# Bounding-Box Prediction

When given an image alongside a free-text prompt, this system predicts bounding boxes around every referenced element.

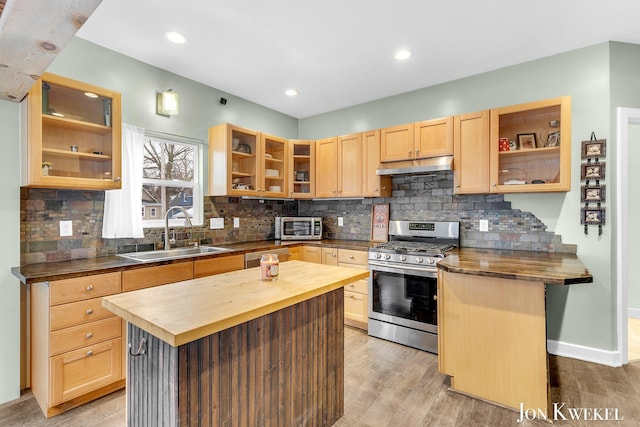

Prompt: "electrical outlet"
[233,217,240,228]
[479,219,489,232]
[59,220,73,237]
[338,217,344,226]
[210,218,224,229]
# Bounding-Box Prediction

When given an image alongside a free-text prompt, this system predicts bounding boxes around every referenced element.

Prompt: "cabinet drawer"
[50,337,122,406]
[193,254,244,278]
[50,317,121,356]
[50,272,121,306]
[122,261,193,292]
[338,249,368,266]
[344,290,368,324]
[344,279,368,295]
[50,297,116,331]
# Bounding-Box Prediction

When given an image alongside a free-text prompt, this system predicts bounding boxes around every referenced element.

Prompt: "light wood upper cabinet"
[489,96,571,193]
[337,133,364,197]
[415,117,454,158]
[315,137,339,197]
[288,140,315,198]
[380,123,415,162]
[363,130,392,197]
[21,72,122,190]
[315,134,363,198]
[208,123,260,197]
[259,133,288,198]
[381,117,453,163]
[453,111,491,194]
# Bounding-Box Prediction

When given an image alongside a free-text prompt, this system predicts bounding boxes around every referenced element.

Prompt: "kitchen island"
[436,249,592,419]
[102,260,369,426]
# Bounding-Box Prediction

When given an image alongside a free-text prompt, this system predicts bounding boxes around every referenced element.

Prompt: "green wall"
[299,42,617,351]
[0,99,22,403]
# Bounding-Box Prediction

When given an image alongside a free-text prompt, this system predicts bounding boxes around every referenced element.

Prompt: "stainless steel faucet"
[164,206,193,250]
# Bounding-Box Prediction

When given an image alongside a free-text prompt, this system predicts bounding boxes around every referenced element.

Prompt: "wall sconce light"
[156,89,179,117]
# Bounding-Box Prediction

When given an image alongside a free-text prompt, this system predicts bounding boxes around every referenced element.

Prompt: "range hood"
[376,155,453,176]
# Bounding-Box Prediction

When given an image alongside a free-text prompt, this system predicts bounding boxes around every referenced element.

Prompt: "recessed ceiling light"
[164,31,187,44]
[84,92,98,98]
[394,49,413,61]
[285,89,299,97]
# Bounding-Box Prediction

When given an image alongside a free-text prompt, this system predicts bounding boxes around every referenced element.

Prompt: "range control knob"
[375,253,382,259]
[384,254,391,260]
[426,258,435,265]
[416,257,424,263]
[400,255,407,261]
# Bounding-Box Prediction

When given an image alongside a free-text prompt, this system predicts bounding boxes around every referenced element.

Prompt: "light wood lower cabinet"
[193,254,244,278]
[122,261,193,292]
[337,249,369,330]
[438,269,549,416]
[300,245,369,329]
[31,271,124,418]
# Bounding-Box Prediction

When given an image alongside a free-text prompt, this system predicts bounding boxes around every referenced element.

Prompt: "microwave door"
[283,221,311,236]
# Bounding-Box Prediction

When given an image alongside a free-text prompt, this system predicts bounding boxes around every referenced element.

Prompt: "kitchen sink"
[117,246,232,262]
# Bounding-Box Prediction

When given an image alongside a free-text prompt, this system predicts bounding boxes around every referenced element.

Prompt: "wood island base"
[126,288,345,426]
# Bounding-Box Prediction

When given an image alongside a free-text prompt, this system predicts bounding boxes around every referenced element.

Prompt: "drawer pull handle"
[349,255,355,259]
[129,337,147,357]
[86,350,94,357]
[86,285,94,292]
[86,308,93,315]
[86,332,93,339]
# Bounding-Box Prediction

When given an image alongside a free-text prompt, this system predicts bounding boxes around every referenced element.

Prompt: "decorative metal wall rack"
[580,132,606,235]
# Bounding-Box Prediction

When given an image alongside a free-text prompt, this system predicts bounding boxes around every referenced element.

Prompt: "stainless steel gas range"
[367,220,459,353]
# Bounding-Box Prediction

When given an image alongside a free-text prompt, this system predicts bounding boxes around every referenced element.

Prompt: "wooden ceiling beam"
[0,0,102,102]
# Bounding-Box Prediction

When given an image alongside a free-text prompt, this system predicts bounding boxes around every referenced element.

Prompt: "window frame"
[141,135,203,229]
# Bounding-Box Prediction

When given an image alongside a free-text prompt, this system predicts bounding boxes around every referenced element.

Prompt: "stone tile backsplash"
[20,172,575,265]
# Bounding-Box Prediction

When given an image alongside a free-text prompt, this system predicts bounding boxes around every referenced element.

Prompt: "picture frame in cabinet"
[517,133,537,150]
[581,139,606,159]
[545,131,560,147]
[581,185,606,203]
[581,162,605,180]
[581,207,605,225]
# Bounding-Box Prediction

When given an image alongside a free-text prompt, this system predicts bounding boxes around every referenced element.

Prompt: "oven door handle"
[368,261,438,278]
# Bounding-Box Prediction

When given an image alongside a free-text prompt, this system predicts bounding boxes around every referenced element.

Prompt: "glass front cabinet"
[21,73,122,190]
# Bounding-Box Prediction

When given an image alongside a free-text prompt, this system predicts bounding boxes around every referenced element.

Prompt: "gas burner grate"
[373,241,455,256]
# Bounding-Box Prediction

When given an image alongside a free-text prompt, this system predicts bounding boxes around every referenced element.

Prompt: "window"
[141,135,202,228]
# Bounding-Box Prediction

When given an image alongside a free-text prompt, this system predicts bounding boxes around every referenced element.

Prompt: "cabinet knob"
[86,308,93,315]
[86,285,94,292]
[433,294,438,301]
[408,150,411,156]
[455,184,460,188]
[86,332,93,339]
[415,149,419,155]
[492,182,497,186]
[349,255,355,259]
[86,350,94,357]
[114,177,121,182]
[333,253,337,257]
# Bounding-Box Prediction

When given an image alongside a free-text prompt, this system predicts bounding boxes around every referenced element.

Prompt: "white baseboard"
[628,308,640,319]
[547,339,621,367]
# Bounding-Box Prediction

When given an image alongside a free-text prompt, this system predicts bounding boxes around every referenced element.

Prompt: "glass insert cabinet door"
[23,72,122,190]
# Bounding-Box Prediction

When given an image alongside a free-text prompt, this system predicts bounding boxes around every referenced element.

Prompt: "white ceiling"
[76,0,640,119]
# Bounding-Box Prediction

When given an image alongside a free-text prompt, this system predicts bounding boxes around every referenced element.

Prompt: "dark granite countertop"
[11,239,375,284]
[437,248,593,285]
[12,240,592,286]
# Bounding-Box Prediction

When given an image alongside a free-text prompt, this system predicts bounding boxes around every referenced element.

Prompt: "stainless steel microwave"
[280,217,323,240]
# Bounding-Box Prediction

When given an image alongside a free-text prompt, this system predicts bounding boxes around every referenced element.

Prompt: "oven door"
[368,262,438,334]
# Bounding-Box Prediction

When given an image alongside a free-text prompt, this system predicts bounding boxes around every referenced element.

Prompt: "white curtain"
[102,124,145,238]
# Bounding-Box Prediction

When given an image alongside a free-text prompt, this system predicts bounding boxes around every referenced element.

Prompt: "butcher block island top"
[102,260,369,347]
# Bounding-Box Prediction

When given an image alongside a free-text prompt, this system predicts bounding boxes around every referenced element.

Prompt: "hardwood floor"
[1,326,639,426]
